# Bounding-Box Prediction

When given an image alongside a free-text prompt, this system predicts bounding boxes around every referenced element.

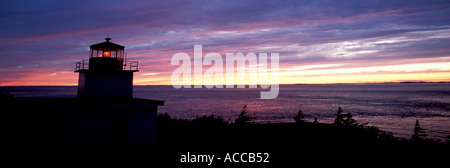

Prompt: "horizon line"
[2,81,450,87]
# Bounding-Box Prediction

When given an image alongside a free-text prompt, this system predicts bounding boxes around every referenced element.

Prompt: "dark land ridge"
[2,91,448,167]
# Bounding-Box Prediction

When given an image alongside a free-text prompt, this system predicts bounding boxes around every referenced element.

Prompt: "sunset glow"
[1,0,450,86]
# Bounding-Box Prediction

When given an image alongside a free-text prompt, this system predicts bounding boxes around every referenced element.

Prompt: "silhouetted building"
[75,37,138,98]
[7,38,163,146]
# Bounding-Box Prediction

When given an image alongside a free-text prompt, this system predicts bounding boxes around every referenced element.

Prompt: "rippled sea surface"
[4,83,450,140]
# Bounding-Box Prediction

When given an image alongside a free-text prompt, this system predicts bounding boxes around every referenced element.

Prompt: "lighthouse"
[75,37,138,99]
[5,38,163,146]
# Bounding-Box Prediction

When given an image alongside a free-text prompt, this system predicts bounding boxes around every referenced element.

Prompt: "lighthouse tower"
[75,37,138,99]
[4,38,163,145]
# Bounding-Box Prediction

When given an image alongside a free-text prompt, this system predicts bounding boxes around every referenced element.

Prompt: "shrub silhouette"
[234,105,256,125]
[193,114,228,127]
[158,112,171,121]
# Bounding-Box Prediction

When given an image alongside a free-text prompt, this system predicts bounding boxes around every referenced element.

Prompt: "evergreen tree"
[333,107,344,125]
[412,119,427,141]
[333,107,361,127]
[293,110,305,123]
[343,112,358,127]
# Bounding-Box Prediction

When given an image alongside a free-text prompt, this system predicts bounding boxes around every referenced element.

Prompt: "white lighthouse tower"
[75,37,138,98]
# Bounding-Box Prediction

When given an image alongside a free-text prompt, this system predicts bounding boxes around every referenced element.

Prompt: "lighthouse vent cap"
[90,37,125,49]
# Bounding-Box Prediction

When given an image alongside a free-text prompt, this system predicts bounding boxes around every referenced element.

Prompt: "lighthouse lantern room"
[75,38,138,99]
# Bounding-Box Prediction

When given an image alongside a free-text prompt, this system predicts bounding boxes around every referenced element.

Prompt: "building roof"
[90,37,125,49]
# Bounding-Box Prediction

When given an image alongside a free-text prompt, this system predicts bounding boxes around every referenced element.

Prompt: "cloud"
[1,0,450,85]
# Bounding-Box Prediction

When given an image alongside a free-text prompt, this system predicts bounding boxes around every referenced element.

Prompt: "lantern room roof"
[90,37,125,49]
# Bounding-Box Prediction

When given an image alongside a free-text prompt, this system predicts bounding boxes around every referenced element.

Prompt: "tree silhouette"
[411,119,427,141]
[293,110,305,123]
[333,107,361,127]
[333,107,345,125]
[235,105,256,124]
[158,112,171,121]
[313,117,318,123]
[342,112,358,127]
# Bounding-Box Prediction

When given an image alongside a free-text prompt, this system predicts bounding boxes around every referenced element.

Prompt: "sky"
[1,0,450,86]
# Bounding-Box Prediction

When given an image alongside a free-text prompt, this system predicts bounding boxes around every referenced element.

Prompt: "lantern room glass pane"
[90,48,124,58]
[97,50,103,57]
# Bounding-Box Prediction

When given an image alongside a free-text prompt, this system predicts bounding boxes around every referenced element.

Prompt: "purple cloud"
[1,0,450,85]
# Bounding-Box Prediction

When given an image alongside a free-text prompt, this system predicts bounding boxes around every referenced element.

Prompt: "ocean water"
[3,83,450,140]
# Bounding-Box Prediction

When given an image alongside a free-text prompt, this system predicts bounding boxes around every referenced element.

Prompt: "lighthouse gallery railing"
[75,60,138,71]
